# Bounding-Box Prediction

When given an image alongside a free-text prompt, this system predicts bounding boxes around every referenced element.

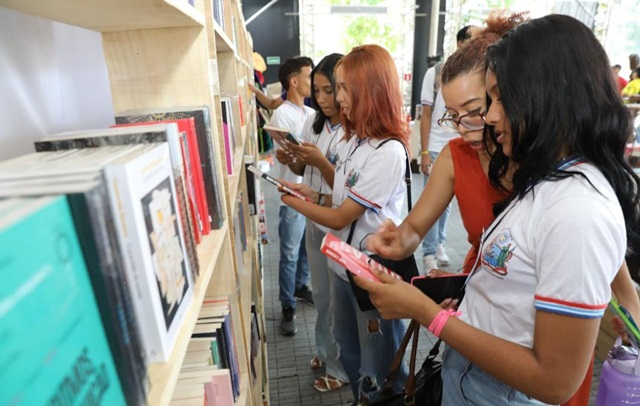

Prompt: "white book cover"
[0,146,138,181]
[105,143,193,363]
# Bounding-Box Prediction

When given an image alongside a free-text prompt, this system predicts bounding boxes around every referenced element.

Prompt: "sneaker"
[294,284,315,306]
[422,254,437,275]
[436,243,450,266]
[280,306,297,336]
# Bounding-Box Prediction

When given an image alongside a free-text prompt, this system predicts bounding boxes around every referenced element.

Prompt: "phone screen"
[285,133,302,145]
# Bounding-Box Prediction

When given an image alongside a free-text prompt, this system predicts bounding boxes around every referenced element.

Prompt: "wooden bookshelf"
[0,0,267,404]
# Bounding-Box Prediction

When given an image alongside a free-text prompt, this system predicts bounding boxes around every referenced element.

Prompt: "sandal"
[309,355,325,369]
[313,374,347,392]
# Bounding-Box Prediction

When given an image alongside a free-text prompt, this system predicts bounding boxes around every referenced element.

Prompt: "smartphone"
[609,300,640,347]
[247,165,311,202]
[411,274,467,304]
[285,133,303,146]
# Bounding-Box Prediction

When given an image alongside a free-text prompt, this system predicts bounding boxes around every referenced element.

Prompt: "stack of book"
[0,108,230,404]
[171,296,239,405]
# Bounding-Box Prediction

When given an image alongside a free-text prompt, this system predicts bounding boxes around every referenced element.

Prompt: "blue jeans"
[332,272,409,402]
[442,346,550,405]
[306,221,348,382]
[278,206,309,308]
[422,151,451,256]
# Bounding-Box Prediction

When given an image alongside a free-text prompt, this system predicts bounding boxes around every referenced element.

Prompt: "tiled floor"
[259,170,602,405]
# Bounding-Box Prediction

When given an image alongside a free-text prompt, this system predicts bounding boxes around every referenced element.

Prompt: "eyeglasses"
[437,110,486,134]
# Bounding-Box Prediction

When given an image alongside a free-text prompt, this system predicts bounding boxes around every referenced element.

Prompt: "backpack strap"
[375,139,412,212]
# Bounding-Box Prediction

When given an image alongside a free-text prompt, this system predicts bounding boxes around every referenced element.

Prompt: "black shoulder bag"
[344,139,419,312]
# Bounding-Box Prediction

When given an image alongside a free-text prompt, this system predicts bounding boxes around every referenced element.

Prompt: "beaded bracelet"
[427,308,461,337]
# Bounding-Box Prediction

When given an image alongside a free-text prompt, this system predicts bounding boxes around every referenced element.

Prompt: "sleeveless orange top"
[449,137,506,274]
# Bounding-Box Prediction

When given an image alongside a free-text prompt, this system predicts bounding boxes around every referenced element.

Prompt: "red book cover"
[113,118,211,236]
[320,233,402,282]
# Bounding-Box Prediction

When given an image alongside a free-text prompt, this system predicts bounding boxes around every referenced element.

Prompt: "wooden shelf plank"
[146,223,228,406]
[214,22,235,53]
[0,0,204,32]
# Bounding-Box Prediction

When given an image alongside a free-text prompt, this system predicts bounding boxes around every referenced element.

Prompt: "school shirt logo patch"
[344,168,360,190]
[327,147,340,166]
[481,229,517,277]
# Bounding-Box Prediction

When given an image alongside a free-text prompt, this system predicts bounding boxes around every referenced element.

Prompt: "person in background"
[275,53,349,392]
[248,56,314,110]
[280,44,410,405]
[418,24,481,272]
[358,14,640,405]
[270,56,315,337]
[612,64,629,94]
[622,67,640,98]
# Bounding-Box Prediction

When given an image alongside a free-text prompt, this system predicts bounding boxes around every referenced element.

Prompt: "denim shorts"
[441,346,553,406]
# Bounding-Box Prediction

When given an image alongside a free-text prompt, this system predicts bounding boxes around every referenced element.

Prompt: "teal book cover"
[0,196,127,405]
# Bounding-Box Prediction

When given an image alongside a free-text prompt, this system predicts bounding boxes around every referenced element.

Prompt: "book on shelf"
[236,192,247,252]
[244,155,257,216]
[258,189,269,244]
[104,143,194,363]
[1,144,195,364]
[112,116,210,238]
[220,98,236,175]
[115,106,226,231]
[212,0,225,31]
[190,299,240,401]
[0,146,153,405]
[172,369,234,406]
[0,196,126,405]
[33,124,201,281]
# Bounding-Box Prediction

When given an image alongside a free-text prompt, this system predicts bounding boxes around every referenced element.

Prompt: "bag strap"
[375,139,412,212]
[382,319,420,393]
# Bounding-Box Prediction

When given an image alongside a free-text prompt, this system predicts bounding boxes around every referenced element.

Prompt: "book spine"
[67,191,148,405]
[184,120,209,237]
[175,173,201,281]
[179,134,203,244]
[200,108,226,230]
[222,314,240,400]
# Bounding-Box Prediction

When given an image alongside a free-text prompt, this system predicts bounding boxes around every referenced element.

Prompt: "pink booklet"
[320,233,402,282]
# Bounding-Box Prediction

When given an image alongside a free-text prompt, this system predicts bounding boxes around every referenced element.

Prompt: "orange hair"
[336,44,409,148]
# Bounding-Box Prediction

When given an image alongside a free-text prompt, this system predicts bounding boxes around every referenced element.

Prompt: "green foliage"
[342,16,401,52]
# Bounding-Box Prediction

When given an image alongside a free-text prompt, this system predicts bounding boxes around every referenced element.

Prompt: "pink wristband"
[428,309,461,337]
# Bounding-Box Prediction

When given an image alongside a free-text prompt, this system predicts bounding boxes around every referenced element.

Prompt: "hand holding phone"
[411,273,467,304]
[247,165,311,202]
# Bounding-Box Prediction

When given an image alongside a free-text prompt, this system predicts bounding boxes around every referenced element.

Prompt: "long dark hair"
[486,14,640,271]
[310,53,343,134]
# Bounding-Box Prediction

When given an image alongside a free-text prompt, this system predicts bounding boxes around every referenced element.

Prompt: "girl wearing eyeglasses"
[358,14,640,405]
[367,12,525,277]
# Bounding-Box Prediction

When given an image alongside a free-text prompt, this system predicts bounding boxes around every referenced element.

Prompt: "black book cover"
[67,182,148,406]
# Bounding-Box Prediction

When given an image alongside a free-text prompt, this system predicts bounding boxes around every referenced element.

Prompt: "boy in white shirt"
[270,56,315,336]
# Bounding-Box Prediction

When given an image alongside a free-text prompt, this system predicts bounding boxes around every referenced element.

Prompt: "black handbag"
[345,139,419,312]
[367,320,443,406]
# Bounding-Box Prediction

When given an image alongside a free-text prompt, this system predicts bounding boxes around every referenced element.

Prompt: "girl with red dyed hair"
[281,44,410,404]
